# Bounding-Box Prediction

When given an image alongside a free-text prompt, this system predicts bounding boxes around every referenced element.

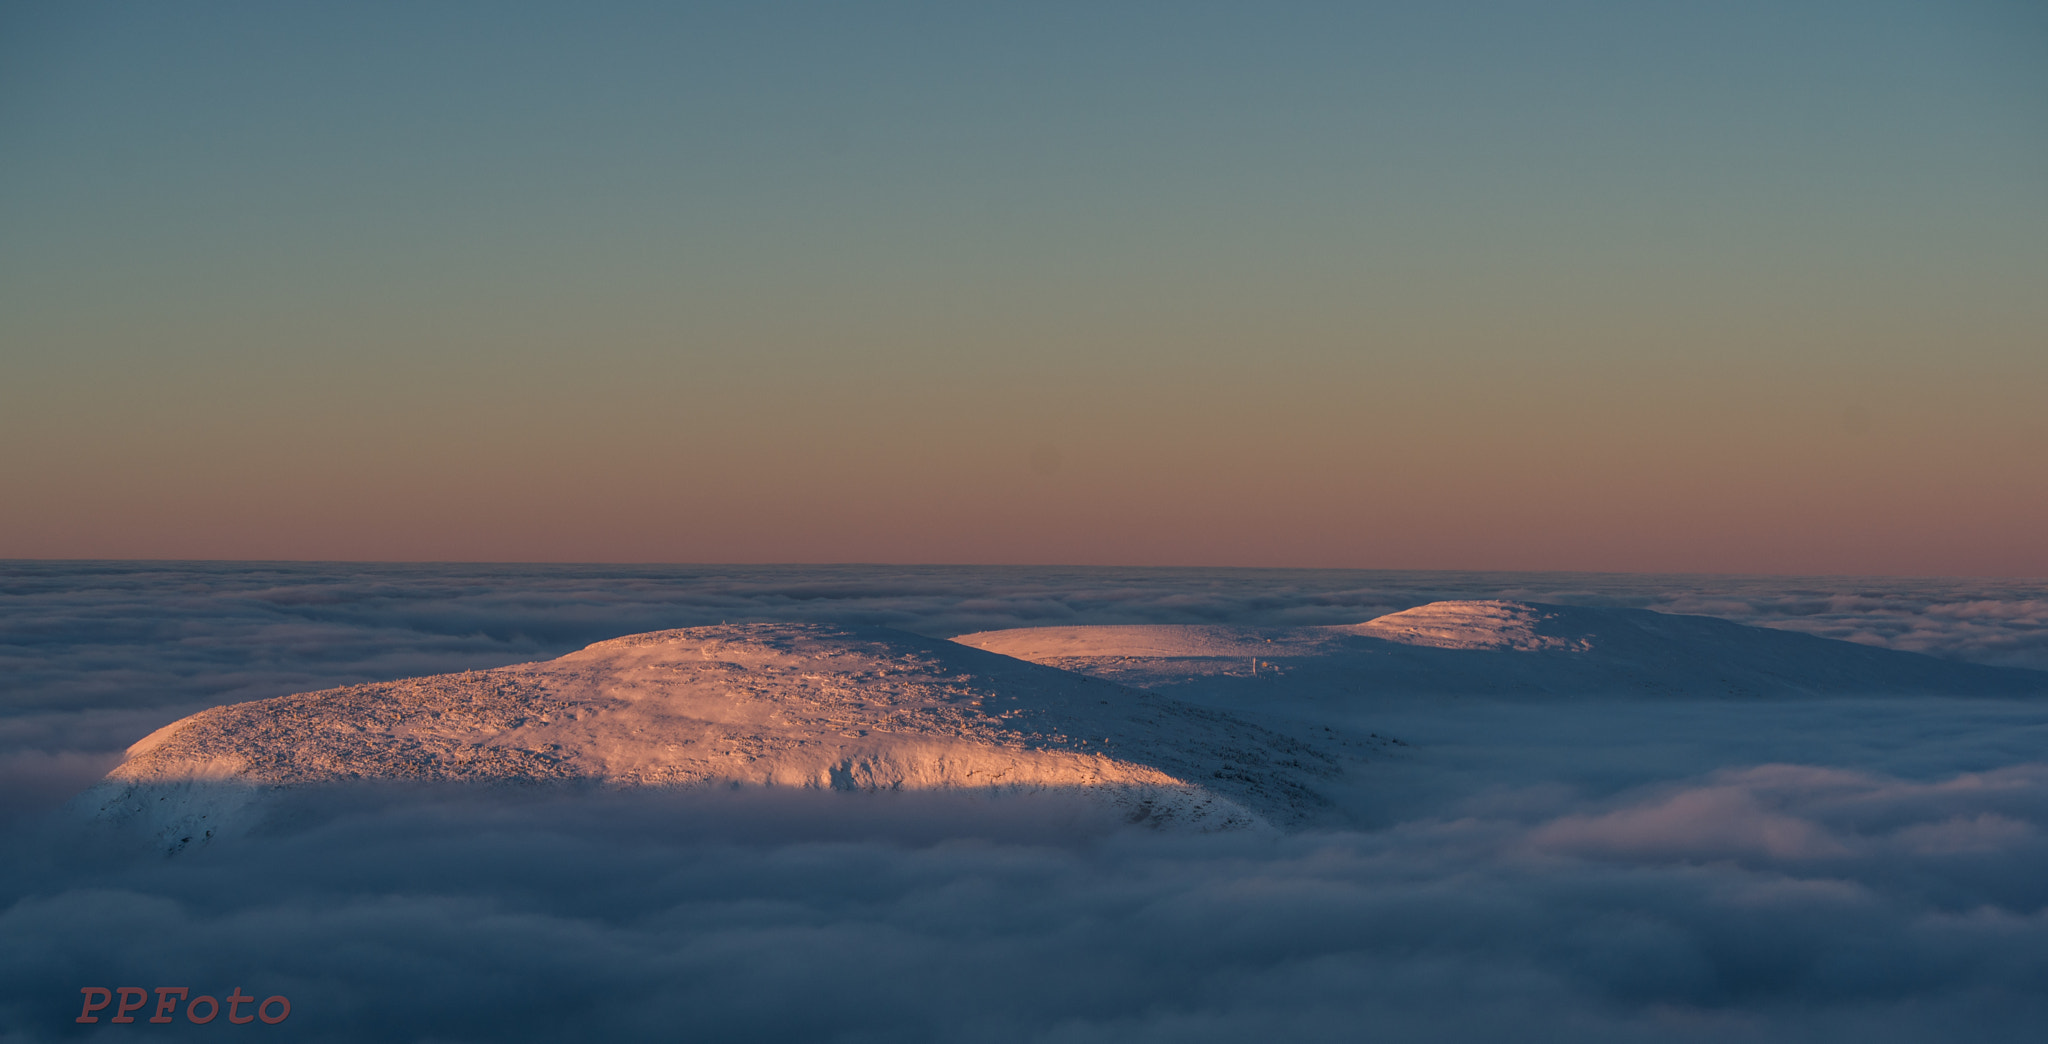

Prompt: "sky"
[2,1,2044,573]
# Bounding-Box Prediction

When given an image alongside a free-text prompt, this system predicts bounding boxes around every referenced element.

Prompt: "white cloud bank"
[6,757,2046,1042]
[2,564,2046,1040]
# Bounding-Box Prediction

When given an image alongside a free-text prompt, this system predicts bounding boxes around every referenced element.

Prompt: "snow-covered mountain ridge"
[86,602,2044,854]
[83,624,1342,851]
[954,600,2048,703]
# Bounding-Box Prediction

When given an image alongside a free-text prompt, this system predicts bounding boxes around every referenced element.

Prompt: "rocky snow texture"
[954,599,2048,705]
[85,624,1339,852]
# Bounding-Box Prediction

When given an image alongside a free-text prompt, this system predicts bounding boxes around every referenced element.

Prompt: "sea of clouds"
[3,563,2046,1041]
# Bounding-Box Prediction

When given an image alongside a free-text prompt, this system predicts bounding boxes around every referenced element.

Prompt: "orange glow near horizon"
[3,4,2044,575]
[5,339,2042,574]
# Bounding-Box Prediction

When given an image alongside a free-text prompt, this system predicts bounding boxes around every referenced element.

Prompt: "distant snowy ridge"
[82,624,1341,852]
[955,600,2048,703]
[1353,600,1596,651]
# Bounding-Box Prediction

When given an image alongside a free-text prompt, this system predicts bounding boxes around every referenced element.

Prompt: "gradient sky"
[3,1,2044,573]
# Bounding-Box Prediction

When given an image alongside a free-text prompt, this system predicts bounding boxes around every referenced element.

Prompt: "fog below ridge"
[4,565,2047,1041]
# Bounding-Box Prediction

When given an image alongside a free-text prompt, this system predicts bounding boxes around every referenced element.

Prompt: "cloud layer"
[7,563,2045,717]
[5,759,2046,1043]
[3,564,2046,1040]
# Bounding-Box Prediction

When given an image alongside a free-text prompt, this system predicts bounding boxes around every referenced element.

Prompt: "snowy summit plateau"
[957,600,2048,703]
[81,602,2046,853]
[84,624,1339,852]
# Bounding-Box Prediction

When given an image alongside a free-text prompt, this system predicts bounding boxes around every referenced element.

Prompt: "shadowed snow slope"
[955,600,2048,706]
[82,624,1339,850]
